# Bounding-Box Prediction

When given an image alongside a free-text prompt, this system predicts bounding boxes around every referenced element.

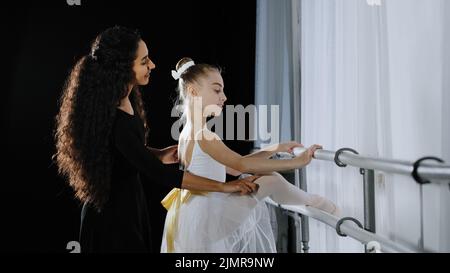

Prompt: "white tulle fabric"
[160,138,276,253]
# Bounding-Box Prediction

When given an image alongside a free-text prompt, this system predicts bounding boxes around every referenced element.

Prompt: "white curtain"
[256,0,450,252]
[255,0,296,148]
[301,0,450,252]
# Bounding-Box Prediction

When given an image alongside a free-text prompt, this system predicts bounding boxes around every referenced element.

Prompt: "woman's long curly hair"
[54,26,148,211]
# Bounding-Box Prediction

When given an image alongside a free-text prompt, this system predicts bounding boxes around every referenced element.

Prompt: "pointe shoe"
[331,205,341,217]
[308,195,340,216]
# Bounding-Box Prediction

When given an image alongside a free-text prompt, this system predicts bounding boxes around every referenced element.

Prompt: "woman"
[161,57,340,253]
[54,26,258,253]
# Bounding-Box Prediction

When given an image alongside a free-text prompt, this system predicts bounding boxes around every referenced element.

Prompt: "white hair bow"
[171,61,195,80]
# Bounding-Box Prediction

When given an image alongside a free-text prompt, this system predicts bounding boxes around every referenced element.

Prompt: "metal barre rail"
[278,148,450,185]
[265,198,417,253]
[268,147,448,252]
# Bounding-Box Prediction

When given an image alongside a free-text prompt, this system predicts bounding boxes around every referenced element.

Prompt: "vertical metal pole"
[290,0,308,253]
[361,168,376,252]
[287,209,298,253]
[299,168,310,253]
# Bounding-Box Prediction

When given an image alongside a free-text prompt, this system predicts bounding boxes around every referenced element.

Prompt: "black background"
[1,0,256,252]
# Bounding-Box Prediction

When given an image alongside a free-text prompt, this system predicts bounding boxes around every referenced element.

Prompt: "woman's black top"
[79,109,183,252]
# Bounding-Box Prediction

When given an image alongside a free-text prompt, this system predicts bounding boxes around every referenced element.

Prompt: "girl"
[54,26,259,253]
[161,57,340,253]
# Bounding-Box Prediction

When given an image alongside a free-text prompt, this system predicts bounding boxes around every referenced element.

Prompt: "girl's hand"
[295,144,323,166]
[222,175,260,195]
[158,145,179,164]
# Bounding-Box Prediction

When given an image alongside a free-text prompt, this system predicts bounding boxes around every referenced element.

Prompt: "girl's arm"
[226,167,242,177]
[243,142,303,159]
[198,130,321,174]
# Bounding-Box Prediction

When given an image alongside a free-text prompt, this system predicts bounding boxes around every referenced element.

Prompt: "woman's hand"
[295,144,323,166]
[222,175,260,195]
[158,145,179,164]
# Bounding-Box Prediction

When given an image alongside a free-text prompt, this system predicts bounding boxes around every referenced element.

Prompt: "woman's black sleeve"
[114,119,183,189]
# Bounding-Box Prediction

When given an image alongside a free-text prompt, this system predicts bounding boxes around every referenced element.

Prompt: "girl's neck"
[186,113,207,129]
[184,112,207,140]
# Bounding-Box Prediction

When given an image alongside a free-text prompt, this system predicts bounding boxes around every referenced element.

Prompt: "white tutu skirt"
[161,191,277,253]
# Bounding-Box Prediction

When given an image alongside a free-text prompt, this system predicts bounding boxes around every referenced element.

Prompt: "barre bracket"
[334,148,359,167]
[412,156,444,185]
[335,217,363,237]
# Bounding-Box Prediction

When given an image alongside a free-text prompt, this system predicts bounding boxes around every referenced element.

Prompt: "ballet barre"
[286,147,450,185]
[264,198,415,253]
[270,146,449,253]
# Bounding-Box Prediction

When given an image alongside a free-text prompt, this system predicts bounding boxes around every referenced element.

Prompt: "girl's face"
[132,40,156,86]
[190,70,227,117]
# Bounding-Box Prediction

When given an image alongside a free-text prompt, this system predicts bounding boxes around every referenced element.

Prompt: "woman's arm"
[182,172,259,194]
[114,120,257,194]
[197,130,322,174]
[146,146,160,156]
[146,145,179,164]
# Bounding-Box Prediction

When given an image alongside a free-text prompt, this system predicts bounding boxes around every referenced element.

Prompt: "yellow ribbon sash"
[161,188,206,252]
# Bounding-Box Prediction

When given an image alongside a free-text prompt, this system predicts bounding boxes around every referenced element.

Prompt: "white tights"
[252,172,340,216]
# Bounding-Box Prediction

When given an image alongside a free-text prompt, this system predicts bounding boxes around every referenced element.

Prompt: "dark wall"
[1,0,256,252]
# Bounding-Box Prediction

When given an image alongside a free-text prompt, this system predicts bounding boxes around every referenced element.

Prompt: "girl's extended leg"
[252,172,340,216]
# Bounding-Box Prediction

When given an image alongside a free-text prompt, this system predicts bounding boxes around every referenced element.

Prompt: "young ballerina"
[160,58,340,253]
